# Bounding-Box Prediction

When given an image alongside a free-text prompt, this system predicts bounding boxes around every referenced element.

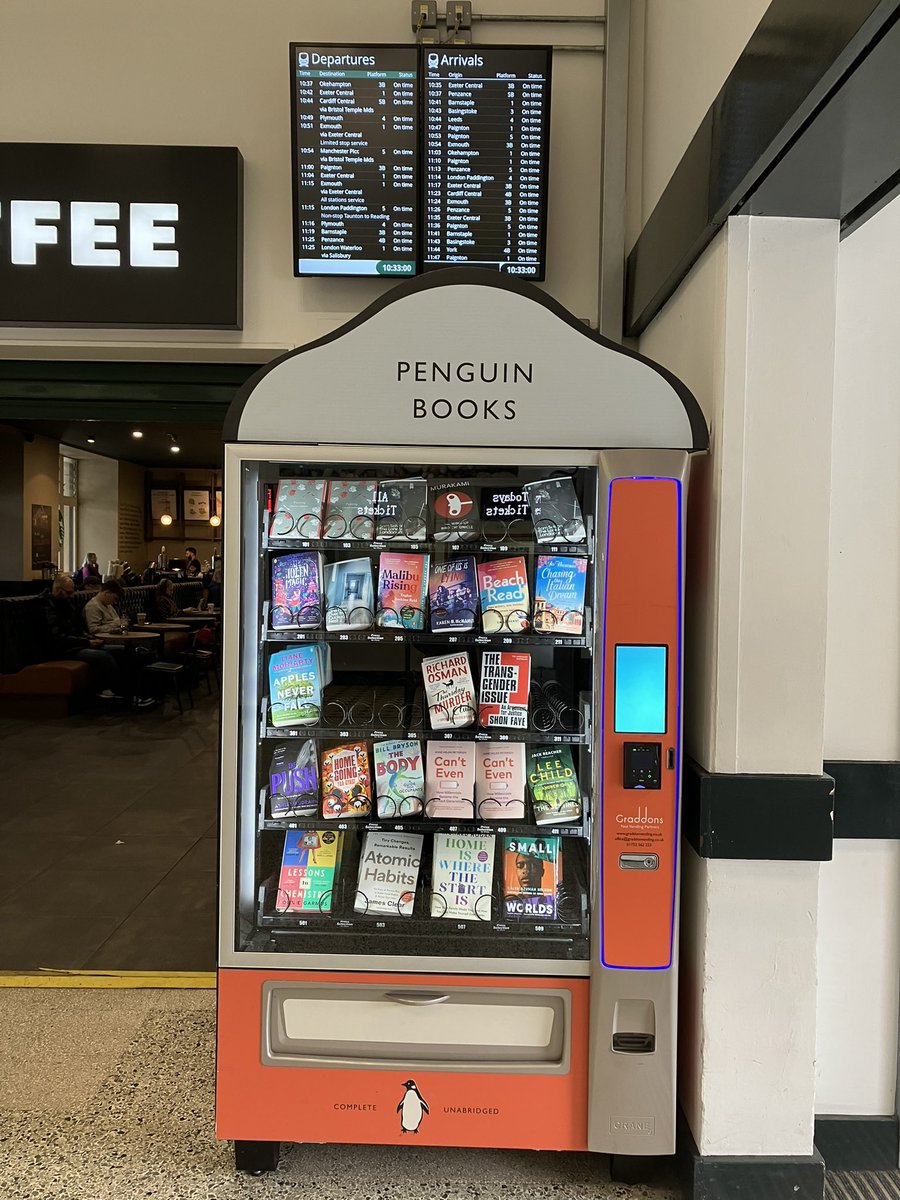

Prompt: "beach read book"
[477,556,530,633]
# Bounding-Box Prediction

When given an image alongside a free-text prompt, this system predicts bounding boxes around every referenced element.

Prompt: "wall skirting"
[814,1115,899,1171]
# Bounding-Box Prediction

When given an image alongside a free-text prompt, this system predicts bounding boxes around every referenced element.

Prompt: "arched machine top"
[226,268,708,452]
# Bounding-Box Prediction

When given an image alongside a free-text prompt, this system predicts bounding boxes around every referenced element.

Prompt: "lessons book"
[430,833,494,921]
[503,835,561,920]
[275,829,343,914]
[354,830,423,917]
[268,645,322,728]
[321,741,372,820]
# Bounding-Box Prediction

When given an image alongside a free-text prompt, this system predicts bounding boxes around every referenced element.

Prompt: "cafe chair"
[180,629,220,695]
[142,660,194,715]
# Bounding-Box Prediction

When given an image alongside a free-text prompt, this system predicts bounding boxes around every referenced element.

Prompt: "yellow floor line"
[0,969,216,988]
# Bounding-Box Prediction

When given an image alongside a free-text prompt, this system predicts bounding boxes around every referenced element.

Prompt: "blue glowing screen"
[614,645,667,733]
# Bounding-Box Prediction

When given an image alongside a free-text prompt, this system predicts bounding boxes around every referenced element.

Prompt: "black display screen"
[421,45,551,279]
[290,44,419,278]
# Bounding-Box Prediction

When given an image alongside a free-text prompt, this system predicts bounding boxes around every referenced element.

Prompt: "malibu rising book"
[425,741,475,819]
[478,651,531,730]
[502,835,561,920]
[428,556,478,633]
[376,552,430,629]
[430,833,494,920]
[354,830,423,916]
[475,742,526,820]
[372,738,424,818]
[533,555,588,636]
[275,829,343,914]
[421,651,476,729]
[268,645,322,728]
[477,556,530,633]
[270,551,323,629]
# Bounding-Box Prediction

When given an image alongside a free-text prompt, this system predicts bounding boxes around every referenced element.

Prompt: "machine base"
[234,1140,281,1175]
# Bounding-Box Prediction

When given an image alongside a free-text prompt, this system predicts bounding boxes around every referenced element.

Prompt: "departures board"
[290,44,551,278]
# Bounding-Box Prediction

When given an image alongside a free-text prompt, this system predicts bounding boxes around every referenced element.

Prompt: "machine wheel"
[609,1153,655,1185]
[234,1140,281,1174]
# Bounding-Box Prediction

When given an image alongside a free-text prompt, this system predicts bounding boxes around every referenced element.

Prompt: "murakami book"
[269,479,326,539]
[474,742,526,821]
[323,479,377,540]
[478,651,531,731]
[372,738,424,818]
[323,558,374,630]
[270,551,323,629]
[421,651,476,730]
[526,745,582,825]
[376,552,430,629]
[428,556,478,633]
[522,477,586,544]
[430,833,494,920]
[320,741,372,820]
[269,739,319,819]
[430,480,480,543]
[533,555,588,636]
[268,645,322,728]
[476,556,530,634]
[373,478,428,542]
[354,830,423,916]
[425,741,475,819]
[502,835,561,920]
[275,829,343,914]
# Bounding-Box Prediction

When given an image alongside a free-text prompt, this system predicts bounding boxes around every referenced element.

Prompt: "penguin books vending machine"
[215,270,708,1173]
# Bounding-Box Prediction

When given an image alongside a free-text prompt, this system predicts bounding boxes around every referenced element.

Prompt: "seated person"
[152,578,178,621]
[82,574,103,596]
[84,578,127,636]
[74,553,100,585]
[206,567,222,609]
[184,546,203,577]
[40,573,123,700]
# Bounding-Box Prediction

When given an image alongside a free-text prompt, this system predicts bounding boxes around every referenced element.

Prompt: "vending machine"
[216,269,707,1173]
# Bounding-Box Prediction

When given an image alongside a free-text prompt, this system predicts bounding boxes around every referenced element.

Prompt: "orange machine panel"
[216,968,589,1151]
[601,476,681,970]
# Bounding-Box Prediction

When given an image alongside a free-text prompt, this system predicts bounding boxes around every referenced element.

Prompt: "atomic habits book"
[425,741,475,819]
[275,829,343,914]
[354,830,423,916]
[533,556,588,636]
[269,739,319,819]
[373,738,424,818]
[475,742,526,821]
[373,478,428,542]
[522,477,586,544]
[268,645,322,728]
[320,741,372,819]
[526,745,582,825]
[478,651,531,730]
[323,479,377,540]
[421,651,476,729]
[269,479,326,539]
[503,835,561,920]
[430,833,494,921]
[477,557,530,634]
[270,552,323,629]
[430,480,480,543]
[376,552,430,629]
[428,556,478,633]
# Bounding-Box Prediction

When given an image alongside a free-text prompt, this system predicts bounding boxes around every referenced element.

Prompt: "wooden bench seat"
[0,660,91,717]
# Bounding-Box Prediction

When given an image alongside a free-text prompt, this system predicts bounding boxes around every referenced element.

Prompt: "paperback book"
[533,556,588,636]
[372,738,424,818]
[269,479,326,540]
[373,478,428,542]
[477,557,530,633]
[428,556,478,633]
[376,552,430,629]
[431,480,480,543]
[321,741,373,819]
[275,829,343,914]
[430,833,494,921]
[425,741,475,819]
[502,835,561,920]
[323,558,374,630]
[269,739,319,819]
[526,745,582,824]
[478,651,531,730]
[474,743,526,821]
[268,645,322,728]
[323,479,377,540]
[421,651,476,729]
[480,487,531,538]
[271,551,323,629]
[522,477,586,544]
[354,830,423,916]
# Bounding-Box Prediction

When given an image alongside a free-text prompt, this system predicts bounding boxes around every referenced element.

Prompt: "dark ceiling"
[9,418,223,469]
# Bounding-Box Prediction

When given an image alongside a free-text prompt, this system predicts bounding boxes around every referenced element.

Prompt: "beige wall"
[117,460,149,569]
[146,469,223,569]
[22,435,60,579]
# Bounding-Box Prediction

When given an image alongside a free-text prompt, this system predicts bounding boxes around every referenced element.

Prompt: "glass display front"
[233,460,597,963]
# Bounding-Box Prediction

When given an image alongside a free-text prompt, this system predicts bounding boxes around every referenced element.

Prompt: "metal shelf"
[265,536,592,558]
[265,627,589,648]
[259,815,589,840]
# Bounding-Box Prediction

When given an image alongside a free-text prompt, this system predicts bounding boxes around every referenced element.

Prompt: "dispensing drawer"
[261,982,571,1073]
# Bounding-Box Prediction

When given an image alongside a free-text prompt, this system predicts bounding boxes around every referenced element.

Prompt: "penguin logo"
[397,1079,429,1134]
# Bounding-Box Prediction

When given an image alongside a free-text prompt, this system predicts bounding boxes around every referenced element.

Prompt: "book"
[425,741,475,819]
[502,835,561,920]
[430,833,494,920]
[478,651,531,730]
[269,479,326,539]
[270,551,323,629]
[372,738,425,818]
[275,829,343,913]
[526,746,582,825]
[354,830,423,916]
[323,479,377,540]
[475,742,526,821]
[533,555,588,636]
[374,478,428,542]
[480,486,531,539]
[477,557,530,633]
[376,552,430,629]
[430,480,480,543]
[428,556,478,633]
[321,741,372,819]
[269,739,319,819]
[421,651,476,729]
[522,477,586,544]
[268,645,322,728]
[323,558,374,630]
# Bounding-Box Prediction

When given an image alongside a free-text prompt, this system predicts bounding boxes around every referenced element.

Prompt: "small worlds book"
[373,738,424,818]
[376,552,430,629]
[421,651,476,729]
[430,833,494,921]
[526,745,582,824]
[475,743,526,821]
[269,739,319,819]
[270,479,326,539]
[268,645,322,728]
[431,480,481,543]
[478,651,531,730]
[522,477,586,544]
[503,835,561,920]
[271,551,323,629]
[323,558,374,630]
[374,478,428,542]
[323,479,377,540]
[428,556,478,633]
[425,741,475,819]
[275,829,343,914]
[354,830,423,916]
[477,557,530,633]
[321,741,372,819]
[533,555,588,636]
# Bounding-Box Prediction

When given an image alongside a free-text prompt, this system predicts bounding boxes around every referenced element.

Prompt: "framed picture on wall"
[184,489,211,522]
[150,488,178,521]
[214,488,223,518]
[31,504,52,568]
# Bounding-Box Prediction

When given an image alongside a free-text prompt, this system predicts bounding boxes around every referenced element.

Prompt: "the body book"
[428,556,478,632]
[533,555,588,636]
[354,830,423,916]
[271,552,323,629]
[478,651,531,730]
[502,835,561,920]
[373,738,424,818]
[425,741,475,819]
[475,743,525,820]
[430,833,494,920]
[526,745,582,824]
[268,645,322,728]
[275,829,343,914]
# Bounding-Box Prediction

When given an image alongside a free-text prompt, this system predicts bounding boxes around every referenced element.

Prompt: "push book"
[526,745,582,824]
[430,480,480,543]
[376,552,430,629]
[268,645,322,728]
[522,477,586,544]
[474,742,525,821]
[373,738,424,818]
[271,552,323,629]
[275,829,343,914]
[323,479,377,540]
[478,651,531,731]
[269,739,319,819]
[533,555,588,636]
[374,478,428,542]
[269,479,326,540]
[477,557,530,633]
[354,830,423,917]
[323,558,374,630]
[428,556,478,633]
[421,651,476,730]
[425,741,475,819]
[502,835,561,920]
[321,741,372,819]
[430,833,494,921]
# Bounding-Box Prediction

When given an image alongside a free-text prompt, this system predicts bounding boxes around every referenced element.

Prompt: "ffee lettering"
[0,200,179,267]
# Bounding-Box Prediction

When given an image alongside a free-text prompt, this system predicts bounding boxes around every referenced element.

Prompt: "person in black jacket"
[41,574,123,699]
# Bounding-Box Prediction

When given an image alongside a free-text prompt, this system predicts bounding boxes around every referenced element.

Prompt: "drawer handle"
[385,992,450,1006]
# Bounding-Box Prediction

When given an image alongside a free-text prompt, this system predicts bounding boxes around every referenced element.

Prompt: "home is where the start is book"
[430,833,494,921]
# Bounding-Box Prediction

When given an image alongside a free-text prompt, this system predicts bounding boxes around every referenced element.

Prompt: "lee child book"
[477,557,530,633]
[373,738,424,818]
[430,833,494,920]
[526,745,582,824]
[523,477,586,544]
[269,479,326,539]
[425,741,475,819]
[374,478,428,542]
[270,552,323,629]
[275,829,343,914]
[269,739,319,819]
[428,556,478,633]
[323,558,374,630]
[475,743,526,820]
[323,479,377,540]
[268,645,322,728]
[321,741,372,819]
[431,480,480,543]
[376,552,430,629]
[533,555,588,636]
[478,651,531,730]
[502,835,561,920]
[354,830,423,916]
[421,652,476,729]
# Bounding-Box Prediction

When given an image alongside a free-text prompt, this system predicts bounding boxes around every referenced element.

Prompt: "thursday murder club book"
[275,829,343,914]
[502,835,561,920]
[421,651,476,730]
[425,741,475,819]
[430,833,494,921]
[354,830,423,917]
[474,742,526,821]
[478,651,531,730]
